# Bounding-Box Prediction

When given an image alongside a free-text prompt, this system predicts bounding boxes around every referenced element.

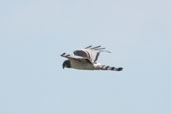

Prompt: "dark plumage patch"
[85,59,92,64]
[92,45,101,49]
[61,53,65,56]
[63,60,71,68]
[117,67,123,71]
[111,67,115,70]
[94,52,100,62]
[74,50,88,57]
[66,54,70,57]
[105,66,109,70]
[85,45,92,49]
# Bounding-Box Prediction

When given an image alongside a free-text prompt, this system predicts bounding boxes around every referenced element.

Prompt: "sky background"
[0,0,171,114]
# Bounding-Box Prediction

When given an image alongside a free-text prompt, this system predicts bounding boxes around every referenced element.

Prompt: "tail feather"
[98,65,123,71]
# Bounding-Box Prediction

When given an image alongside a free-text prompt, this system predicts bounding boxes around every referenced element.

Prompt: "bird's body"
[61,45,123,71]
[70,59,95,70]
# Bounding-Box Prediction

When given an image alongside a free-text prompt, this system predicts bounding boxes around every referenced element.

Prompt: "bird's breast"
[70,60,95,70]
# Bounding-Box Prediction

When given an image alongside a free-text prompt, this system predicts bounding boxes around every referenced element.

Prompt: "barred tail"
[98,65,123,71]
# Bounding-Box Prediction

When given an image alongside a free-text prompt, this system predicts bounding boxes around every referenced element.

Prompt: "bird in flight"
[61,45,123,71]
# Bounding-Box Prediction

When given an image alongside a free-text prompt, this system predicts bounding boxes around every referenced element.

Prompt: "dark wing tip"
[111,67,123,71]
[61,53,66,56]
[89,45,111,53]
[117,67,123,71]
[85,45,92,49]
[92,45,101,49]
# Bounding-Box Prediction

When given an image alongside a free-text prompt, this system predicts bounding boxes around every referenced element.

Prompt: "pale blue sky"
[0,0,171,114]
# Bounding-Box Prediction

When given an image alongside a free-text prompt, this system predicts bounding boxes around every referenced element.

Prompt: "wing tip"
[61,53,66,56]
[116,67,123,71]
[87,45,111,53]
[111,67,123,71]
[85,45,92,49]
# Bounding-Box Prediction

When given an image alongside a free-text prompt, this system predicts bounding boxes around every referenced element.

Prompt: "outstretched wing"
[61,53,92,64]
[73,45,111,64]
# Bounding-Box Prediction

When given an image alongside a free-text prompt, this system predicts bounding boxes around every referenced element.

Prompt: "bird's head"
[62,60,71,69]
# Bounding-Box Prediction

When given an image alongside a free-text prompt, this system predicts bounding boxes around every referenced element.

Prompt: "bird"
[61,45,123,71]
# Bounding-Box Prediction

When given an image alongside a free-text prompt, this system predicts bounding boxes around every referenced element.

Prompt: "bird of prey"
[61,45,123,71]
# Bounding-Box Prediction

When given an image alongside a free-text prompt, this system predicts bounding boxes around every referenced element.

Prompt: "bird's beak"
[63,65,65,69]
